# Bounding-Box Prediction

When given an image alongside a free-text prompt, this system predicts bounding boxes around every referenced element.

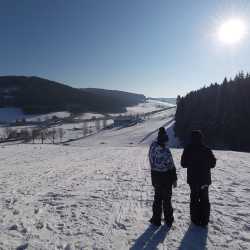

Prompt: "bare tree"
[47,128,57,144]
[20,129,30,142]
[4,127,13,139]
[95,119,101,131]
[58,128,64,142]
[31,128,40,143]
[40,129,48,144]
[102,119,107,129]
[82,121,88,136]
[52,128,57,144]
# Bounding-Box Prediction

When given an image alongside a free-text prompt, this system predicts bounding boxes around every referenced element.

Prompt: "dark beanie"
[191,130,203,144]
[157,127,169,144]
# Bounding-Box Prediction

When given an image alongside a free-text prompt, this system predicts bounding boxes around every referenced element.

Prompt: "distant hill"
[82,88,146,109]
[0,76,146,114]
[147,97,176,105]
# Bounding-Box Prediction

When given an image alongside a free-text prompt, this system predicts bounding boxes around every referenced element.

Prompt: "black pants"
[152,185,173,224]
[190,185,210,225]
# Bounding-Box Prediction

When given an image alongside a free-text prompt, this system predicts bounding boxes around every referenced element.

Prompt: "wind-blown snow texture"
[0,104,249,249]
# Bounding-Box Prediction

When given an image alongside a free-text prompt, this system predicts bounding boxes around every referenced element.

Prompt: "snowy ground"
[0,100,173,123]
[69,108,175,147]
[0,102,249,250]
[0,145,249,249]
[125,100,174,115]
[0,108,71,123]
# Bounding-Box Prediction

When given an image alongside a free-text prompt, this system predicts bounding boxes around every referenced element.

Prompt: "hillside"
[0,76,146,114]
[147,97,176,105]
[0,105,249,249]
[0,100,171,123]
[82,88,146,108]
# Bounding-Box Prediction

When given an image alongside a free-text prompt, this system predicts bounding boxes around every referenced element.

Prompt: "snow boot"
[190,201,201,226]
[200,202,210,227]
[164,215,174,227]
[149,218,161,227]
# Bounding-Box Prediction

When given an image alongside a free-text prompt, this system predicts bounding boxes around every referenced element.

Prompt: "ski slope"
[0,104,249,249]
[69,108,176,147]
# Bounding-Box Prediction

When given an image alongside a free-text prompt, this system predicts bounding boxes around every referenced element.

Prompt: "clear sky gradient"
[1,0,250,97]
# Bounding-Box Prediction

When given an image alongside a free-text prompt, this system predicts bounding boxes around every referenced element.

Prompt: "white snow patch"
[0,144,249,249]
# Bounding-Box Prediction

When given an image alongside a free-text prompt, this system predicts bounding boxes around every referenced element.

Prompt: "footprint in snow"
[57,223,64,231]
[35,221,44,230]
[16,243,28,250]
[114,220,126,230]
[8,224,18,231]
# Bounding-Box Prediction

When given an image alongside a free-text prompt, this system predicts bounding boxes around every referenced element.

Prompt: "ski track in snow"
[0,144,249,249]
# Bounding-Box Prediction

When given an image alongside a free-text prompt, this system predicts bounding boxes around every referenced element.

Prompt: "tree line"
[1,118,110,144]
[1,127,64,144]
[174,72,250,151]
[0,76,146,114]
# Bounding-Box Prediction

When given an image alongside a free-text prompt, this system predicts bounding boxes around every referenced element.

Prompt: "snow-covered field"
[0,108,71,123]
[0,108,105,123]
[125,100,174,115]
[69,109,175,147]
[0,101,175,144]
[0,102,249,250]
[0,100,173,123]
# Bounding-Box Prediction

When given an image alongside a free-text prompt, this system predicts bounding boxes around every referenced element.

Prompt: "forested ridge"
[0,76,145,114]
[174,72,250,151]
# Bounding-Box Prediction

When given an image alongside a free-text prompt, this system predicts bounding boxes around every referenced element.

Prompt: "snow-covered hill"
[0,103,249,249]
[0,99,172,123]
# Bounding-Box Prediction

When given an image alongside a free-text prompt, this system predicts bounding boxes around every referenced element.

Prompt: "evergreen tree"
[174,72,250,151]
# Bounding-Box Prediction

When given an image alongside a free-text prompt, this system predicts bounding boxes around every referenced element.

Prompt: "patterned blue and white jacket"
[149,141,175,172]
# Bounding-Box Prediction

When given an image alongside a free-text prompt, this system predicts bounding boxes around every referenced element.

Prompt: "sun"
[217,18,247,45]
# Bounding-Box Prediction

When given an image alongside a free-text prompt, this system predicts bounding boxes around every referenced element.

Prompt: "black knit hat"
[191,130,203,144]
[157,127,169,144]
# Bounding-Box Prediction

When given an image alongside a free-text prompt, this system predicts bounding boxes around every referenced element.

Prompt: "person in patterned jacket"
[148,127,177,227]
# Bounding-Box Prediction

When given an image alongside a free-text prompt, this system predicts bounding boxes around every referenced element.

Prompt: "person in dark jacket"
[149,127,177,227]
[181,130,216,227]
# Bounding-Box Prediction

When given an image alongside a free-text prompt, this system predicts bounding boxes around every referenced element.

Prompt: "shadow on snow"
[130,224,171,250]
[130,223,208,250]
[178,224,208,250]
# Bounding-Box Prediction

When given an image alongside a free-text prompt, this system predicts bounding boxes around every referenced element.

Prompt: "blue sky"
[1,0,250,97]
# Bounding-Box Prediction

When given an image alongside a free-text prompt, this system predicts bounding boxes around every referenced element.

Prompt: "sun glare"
[218,18,247,45]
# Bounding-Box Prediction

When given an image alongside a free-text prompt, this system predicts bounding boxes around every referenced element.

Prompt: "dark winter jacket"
[181,143,216,185]
[149,141,177,187]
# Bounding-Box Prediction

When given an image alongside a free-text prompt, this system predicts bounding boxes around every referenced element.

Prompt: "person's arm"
[181,148,188,168]
[208,149,216,168]
[148,143,154,168]
[168,150,177,187]
[170,164,177,188]
[171,167,177,188]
